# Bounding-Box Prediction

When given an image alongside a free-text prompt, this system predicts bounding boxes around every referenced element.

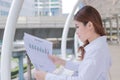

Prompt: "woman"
[34,5,111,80]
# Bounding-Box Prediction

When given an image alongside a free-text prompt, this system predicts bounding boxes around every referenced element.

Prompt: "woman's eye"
[76,26,79,29]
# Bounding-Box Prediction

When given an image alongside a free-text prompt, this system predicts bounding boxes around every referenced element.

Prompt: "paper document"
[24,33,56,72]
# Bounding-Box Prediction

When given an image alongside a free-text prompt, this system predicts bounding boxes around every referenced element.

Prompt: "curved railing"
[61,0,81,59]
[1,0,24,80]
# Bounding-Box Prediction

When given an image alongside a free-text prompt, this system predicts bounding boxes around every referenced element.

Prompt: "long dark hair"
[74,5,106,60]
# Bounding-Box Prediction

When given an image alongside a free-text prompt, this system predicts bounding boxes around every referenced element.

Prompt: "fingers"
[34,69,39,80]
[48,55,53,59]
[48,55,57,62]
[48,55,56,59]
[48,55,65,66]
[33,69,46,80]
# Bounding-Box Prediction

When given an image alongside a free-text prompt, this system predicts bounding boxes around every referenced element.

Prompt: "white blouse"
[46,36,111,80]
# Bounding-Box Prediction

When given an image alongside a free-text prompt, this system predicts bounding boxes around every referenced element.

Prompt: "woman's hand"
[34,69,47,80]
[48,55,66,66]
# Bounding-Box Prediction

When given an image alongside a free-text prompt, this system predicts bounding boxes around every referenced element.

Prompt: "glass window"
[51,8,59,16]
[51,4,59,6]
[0,10,8,16]
[0,1,10,8]
[44,11,49,16]
[34,0,37,2]
[34,4,38,7]
[39,4,49,7]
[39,0,48,2]
[51,0,59,2]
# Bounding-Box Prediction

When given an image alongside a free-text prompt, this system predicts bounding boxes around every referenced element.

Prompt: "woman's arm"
[49,55,80,71]
[45,57,102,80]
[34,58,101,80]
[64,61,80,71]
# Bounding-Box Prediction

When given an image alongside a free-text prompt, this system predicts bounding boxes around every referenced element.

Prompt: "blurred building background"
[0,0,62,16]
[0,0,120,80]
[1,0,120,17]
[83,0,120,18]
[0,0,11,16]
[34,0,62,16]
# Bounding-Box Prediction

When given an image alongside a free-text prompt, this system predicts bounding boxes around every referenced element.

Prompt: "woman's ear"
[86,21,94,30]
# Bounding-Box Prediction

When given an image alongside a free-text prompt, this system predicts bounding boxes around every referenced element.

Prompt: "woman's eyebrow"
[75,24,78,26]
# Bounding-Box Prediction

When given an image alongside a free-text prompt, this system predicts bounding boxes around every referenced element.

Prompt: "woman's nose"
[75,30,79,35]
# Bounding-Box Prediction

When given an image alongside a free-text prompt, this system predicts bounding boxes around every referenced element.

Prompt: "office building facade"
[0,0,11,16]
[34,0,62,16]
[0,0,35,16]
[0,0,62,16]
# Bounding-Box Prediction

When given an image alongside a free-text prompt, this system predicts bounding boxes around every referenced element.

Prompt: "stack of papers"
[24,33,56,72]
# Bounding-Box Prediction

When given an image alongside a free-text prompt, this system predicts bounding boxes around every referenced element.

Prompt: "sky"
[62,0,78,13]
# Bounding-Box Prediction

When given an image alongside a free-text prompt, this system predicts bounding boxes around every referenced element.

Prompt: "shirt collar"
[84,36,107,52]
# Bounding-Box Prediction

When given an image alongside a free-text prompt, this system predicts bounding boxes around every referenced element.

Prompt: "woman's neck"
[88,33,100,43]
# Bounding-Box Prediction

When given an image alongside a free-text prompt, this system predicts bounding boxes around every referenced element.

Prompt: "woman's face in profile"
[75,20,90,42]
